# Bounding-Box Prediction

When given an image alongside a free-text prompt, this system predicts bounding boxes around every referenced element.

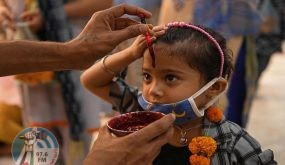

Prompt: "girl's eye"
[142,72,152,82]
[165,75,177,83]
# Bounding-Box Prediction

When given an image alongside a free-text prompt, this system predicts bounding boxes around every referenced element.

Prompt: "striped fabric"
[109,78,277,164]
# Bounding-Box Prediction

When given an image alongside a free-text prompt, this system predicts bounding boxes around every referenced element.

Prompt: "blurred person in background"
[20,0,112,164]
[0,0,112,164]
[0,0,23,156]
[255,0,285,84]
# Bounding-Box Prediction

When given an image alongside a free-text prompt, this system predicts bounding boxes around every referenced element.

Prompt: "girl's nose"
[148,82,164,98]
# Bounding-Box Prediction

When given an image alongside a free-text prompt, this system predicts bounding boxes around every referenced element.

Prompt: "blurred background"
[0,0,284,164]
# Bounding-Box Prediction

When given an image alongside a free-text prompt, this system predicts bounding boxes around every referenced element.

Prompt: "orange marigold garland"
[206,106,223,123]
[188,106,223,165]
[189,154,210,165]
[189,136,217,157]
[15,71,54,85]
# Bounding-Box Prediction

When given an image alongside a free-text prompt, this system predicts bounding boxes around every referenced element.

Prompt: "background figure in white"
[16,0,113,164]
[66,0,113,134]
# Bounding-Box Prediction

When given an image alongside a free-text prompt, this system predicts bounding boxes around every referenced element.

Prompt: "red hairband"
[167,22,225,77]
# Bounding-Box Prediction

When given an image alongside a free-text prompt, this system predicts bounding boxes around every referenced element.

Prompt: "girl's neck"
[169,117,204,147]
[179,117,203,129]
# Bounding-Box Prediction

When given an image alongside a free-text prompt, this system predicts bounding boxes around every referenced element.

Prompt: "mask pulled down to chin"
[137,77,226,125]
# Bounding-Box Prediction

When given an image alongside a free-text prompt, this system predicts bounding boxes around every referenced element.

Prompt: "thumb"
[114,24,152,44]
[97,125,113,139]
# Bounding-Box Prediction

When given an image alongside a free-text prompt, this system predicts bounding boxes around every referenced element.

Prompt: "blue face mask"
[138,77,226,125]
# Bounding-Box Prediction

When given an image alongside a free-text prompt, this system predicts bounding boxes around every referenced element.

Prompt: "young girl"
[81,22,276,164]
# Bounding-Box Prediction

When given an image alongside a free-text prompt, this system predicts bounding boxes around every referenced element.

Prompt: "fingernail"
[139,13,145,18]
[139,25,147,33]
[169,113,176,121]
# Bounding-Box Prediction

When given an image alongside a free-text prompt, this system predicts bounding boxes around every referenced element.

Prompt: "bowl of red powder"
[107,111,165,137]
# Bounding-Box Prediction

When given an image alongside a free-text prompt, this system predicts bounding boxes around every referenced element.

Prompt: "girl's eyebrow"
[160,69,185,74]
[142,67,185,74]
[142,67,151,72]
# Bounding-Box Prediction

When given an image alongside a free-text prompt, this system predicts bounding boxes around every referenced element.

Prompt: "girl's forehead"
[143,50,190,71]
[144,44,187,63]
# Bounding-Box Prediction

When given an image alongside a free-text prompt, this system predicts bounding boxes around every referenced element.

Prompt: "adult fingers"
[105,4,151,19]
[114,17,154,32]
[114,17,139,30]
[20,11,32,20]
[143,127,174,162]
[112,24,153,44]
[131,113,175,142]
[97,125,113,140]
[1,7,13,21]
[150,124,174,144]
[20,10,39,20]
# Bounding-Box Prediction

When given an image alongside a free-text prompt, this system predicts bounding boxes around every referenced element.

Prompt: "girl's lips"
[144,98,161,105]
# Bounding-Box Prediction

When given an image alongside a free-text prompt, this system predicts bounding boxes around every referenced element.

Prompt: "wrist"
[63,41,93,70]
[100,55,120,77]
[127,47,141,61]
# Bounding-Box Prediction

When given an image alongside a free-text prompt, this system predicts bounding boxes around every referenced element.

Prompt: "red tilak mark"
[139,14,155,67]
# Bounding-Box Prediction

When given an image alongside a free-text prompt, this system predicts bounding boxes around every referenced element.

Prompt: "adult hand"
[67,4,153,69]
[0,5,14,30]
[130,25,168,60]
[20,10,44,33]
[83,114,175,165]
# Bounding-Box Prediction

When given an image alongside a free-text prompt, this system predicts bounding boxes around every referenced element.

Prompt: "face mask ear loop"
[188,99,203,117]
[187,77,220,117]
[201,78,228,111]
[201,87,226,111]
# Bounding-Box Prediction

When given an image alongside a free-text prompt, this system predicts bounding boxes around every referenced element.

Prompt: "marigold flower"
[189,136,217,157]
[15,71,54,85]
[187,106,221,164]
[206,106,223,123]
[189,154,210,165]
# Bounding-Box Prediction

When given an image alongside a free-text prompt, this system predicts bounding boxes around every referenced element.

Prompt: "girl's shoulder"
[209,119,277,164]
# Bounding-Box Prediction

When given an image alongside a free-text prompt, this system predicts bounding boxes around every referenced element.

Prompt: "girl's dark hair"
[155,25,233,82]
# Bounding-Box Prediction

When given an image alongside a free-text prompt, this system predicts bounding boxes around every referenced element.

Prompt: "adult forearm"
[64,0,112,19]
[0,0,5,6]
[0,40,85,76]
[0,4,153,77]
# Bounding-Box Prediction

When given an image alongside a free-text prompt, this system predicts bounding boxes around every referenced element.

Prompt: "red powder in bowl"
[107,111,165,136]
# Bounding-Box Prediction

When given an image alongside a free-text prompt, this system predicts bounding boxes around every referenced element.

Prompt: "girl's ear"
[205,78,228,98]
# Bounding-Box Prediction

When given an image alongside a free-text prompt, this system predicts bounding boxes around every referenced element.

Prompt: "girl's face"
[142,46,206,107]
